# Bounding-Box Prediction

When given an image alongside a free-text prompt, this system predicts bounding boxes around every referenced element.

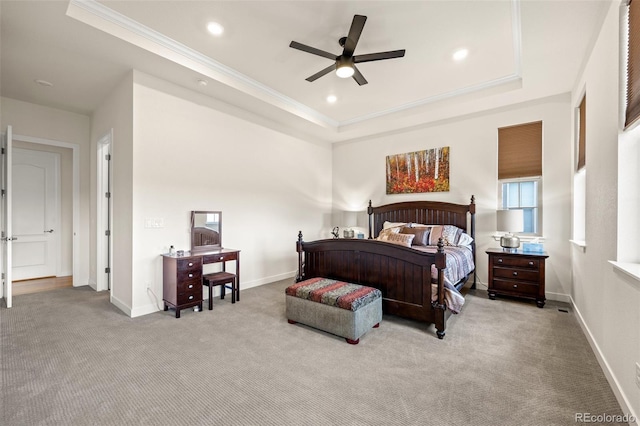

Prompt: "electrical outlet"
[636,363,640,389]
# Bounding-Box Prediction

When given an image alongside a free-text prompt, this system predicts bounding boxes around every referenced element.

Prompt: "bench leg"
[287,319,297,324]
[208,285,213,310]
[373,323,380,328]
[345,338,359,345]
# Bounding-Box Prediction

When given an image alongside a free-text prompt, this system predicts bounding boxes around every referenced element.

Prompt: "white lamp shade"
[343,211,357,227]
[496,209,524,233]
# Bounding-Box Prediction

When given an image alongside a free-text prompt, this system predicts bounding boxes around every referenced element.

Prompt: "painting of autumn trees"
[386,147,450,194]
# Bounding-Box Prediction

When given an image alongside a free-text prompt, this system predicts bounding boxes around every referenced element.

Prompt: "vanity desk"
[162,248,240,318]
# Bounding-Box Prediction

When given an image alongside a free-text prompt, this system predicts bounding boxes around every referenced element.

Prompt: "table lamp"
[497,209,524,251]
[342,211,357,238]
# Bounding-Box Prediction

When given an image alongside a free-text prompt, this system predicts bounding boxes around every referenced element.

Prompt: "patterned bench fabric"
[286,277,382,312]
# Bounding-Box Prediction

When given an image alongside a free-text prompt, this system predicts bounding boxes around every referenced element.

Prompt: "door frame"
[12,134,80,287]
[96,130,112,292]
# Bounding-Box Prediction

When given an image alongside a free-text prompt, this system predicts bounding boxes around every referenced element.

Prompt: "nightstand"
[486,248,549,308]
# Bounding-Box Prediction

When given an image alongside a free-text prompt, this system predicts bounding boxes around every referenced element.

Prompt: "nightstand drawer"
[493,267,540,282]
[492,256,539,270]
[492,279,539,297]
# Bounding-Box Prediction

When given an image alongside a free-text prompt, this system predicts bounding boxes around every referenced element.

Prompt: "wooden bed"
[296,196,476,339]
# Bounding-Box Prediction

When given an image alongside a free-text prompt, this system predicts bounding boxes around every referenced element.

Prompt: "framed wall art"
[386,146,450,194]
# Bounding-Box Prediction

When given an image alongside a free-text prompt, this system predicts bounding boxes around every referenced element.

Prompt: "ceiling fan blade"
[343,15,367,56]
[290,41,337,60]
[352,65,368,86]
[306,64,336,82]
[354,49,406,64]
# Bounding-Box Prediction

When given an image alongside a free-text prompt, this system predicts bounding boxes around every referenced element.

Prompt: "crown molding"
[67,0,522,134]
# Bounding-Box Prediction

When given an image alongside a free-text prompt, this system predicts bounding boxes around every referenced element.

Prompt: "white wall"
[129,71,332,317]
[333,95,572,300]
[571,1,639,419]
[0,97,91,287]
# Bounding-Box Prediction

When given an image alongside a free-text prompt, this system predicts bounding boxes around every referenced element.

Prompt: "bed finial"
[470,195,475,205]
[298,230,303,242]
[367,200,373,239]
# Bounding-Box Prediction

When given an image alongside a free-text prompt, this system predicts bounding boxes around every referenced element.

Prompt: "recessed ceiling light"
[327,95,337,103]
[207,22,224,36]
[34,79,53,87]
[453,49,469,61]
[197,79,208,86]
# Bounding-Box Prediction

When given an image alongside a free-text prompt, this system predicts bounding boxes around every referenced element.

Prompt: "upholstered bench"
[285,277,382,344]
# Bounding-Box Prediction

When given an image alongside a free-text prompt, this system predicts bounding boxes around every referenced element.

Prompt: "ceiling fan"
[289,14,406,86]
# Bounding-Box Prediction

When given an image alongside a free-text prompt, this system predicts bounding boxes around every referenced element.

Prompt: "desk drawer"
[177,287,202,305]
[493,267,539,282]
[492,256,539,270]
[178,278,201,293]
[178,269,202,282]
[177,258,202,271]
[203,252,237,263]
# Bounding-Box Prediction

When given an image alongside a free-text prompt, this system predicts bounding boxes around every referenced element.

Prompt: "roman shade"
[498,121,542,179]
[577,95,586,170]
[627,0,640,128]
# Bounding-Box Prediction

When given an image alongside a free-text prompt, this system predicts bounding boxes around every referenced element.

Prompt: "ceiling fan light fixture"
[336,58,355,78]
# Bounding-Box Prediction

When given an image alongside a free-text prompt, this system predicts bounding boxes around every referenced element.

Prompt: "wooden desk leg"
[208,284,213,310]
[231,278,236,304]
[236,257,240,302]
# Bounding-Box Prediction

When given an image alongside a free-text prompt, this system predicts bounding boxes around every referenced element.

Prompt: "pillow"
[428,225,466,246]
[458,232,474,247]
[400,226,430,246]
[383,221,407,229]
[383,233,415,247]
[376,227,401,241]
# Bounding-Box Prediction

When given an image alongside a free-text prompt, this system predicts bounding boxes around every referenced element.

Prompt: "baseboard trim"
[545,291,571,303]
[110,293,132,317]
[570,296,638,425]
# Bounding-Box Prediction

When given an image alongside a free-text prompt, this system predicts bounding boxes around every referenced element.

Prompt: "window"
[573,93,586,244]
[500,178,541,234]
[626,0,640,128]
[498,121,543,236]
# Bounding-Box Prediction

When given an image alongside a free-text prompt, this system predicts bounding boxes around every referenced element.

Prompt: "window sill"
[570,240,586,252]
[609,261,640,286]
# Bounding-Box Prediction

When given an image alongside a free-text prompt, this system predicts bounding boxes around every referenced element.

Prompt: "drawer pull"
[528,261,534,266]
[188,295,194,300]
[512,272,518,276]
[188,273,193,278]
[497,258,503,263]
[188,284,193,289]
[219,256,224,260]
[513,284,518,288]
[188,262,193,267]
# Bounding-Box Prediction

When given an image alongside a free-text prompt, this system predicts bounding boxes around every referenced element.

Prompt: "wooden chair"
[202,272,237,310]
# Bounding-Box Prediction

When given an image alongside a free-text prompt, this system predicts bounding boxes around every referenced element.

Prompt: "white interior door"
[11,148,60,281]
[2,126,14,307]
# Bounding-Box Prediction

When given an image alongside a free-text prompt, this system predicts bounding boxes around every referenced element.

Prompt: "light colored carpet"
[1,279,625,425]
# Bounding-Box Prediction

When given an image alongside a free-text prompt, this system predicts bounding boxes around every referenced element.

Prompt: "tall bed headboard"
[367,196,476,239]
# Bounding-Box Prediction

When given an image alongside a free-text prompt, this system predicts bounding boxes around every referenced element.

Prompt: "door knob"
[44,229,54,233]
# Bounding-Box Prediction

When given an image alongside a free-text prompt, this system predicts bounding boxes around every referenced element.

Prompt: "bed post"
[367,200,373,239]
[469,195,477,289]
[296,231,304,282]
[433,238,447,339]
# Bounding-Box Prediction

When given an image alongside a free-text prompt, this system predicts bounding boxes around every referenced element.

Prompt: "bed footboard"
[296,232,448,338]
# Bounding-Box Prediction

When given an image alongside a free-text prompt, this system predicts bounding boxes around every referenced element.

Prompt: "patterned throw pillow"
[400,227,430,246]
[377,226,401,241]
[428,225,463,246]
[383,233,415,247]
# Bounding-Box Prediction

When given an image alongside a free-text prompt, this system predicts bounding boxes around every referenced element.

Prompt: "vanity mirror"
[191,211,222,252]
